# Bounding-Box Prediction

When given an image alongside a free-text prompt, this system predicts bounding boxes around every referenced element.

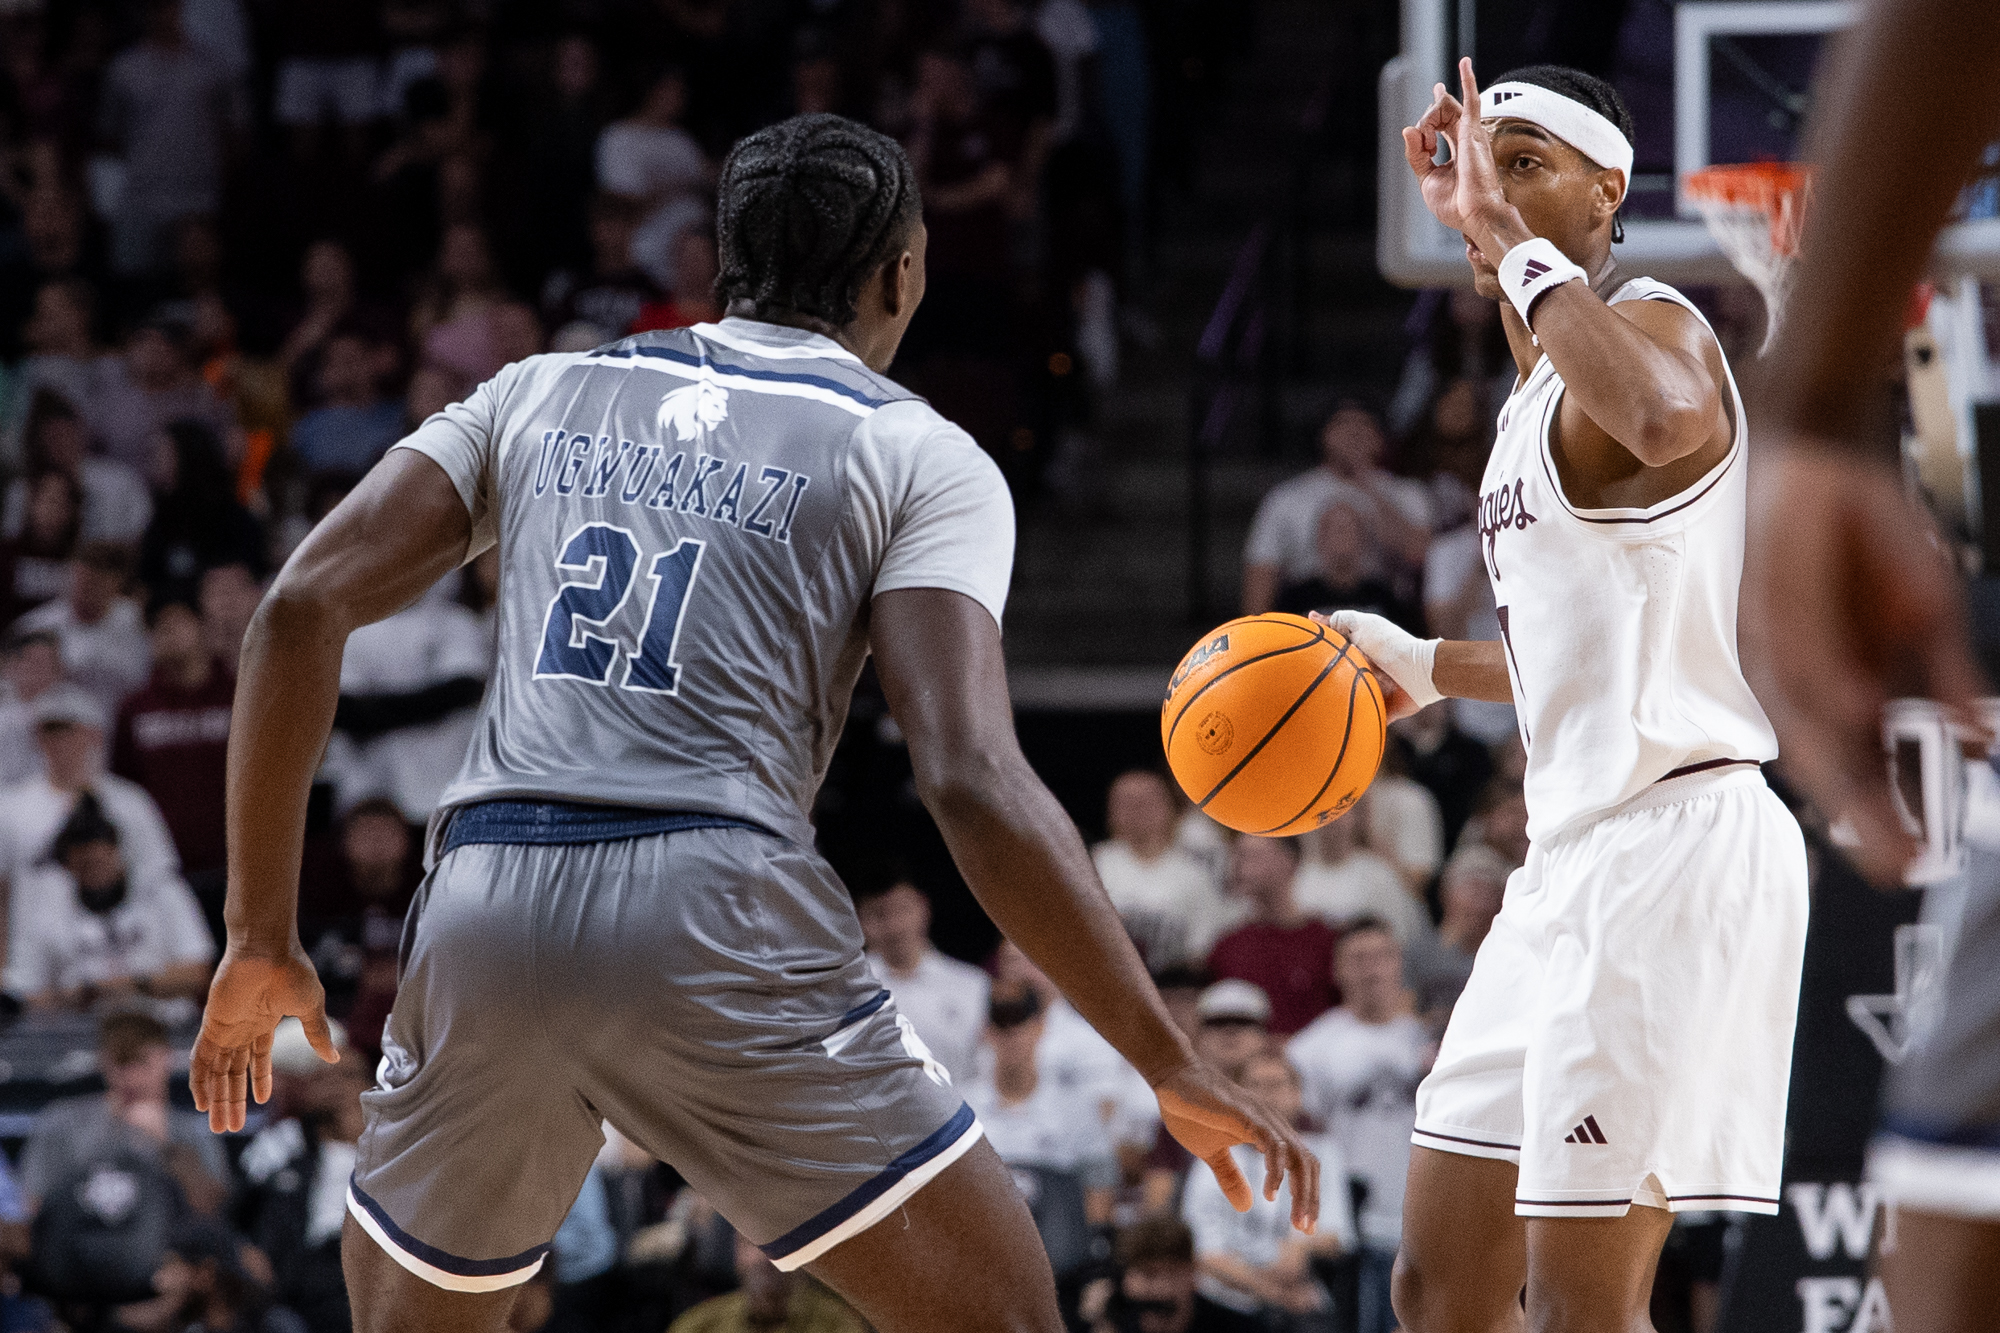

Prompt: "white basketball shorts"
[1412,765,1810,1217]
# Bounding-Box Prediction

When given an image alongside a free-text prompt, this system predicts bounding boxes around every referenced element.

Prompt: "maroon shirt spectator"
[1205,837,1341,1036]
[110,594,231,877]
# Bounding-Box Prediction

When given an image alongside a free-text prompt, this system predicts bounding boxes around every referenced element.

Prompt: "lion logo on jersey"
[658,379,729,441]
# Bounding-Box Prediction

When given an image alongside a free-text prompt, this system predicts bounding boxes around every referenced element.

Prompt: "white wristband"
[1496,237,1586,328]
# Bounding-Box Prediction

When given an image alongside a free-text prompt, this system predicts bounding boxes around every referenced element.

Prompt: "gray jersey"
[394,318,1015,846]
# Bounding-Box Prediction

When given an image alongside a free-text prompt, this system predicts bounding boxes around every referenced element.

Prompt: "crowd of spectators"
[0,1,1564,1329]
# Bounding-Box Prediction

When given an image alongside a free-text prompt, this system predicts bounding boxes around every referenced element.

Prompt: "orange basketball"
[1160,613,1387,837]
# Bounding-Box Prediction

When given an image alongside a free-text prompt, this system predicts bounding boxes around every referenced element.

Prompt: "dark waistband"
[1657,757,1761,785]
[440,800,764,855]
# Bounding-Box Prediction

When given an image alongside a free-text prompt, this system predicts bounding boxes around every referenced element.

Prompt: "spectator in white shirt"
[6,791,213,1011]
[1093,770,1239,967]
[991,939,1159,1151]
[1286,920,1430,1333]
[965,990,1120,1278]
[855,875,990,1086]
[1402,846,1510,1028]
[0,629,61,786]
[595,69,714,293]
[1181,1051,1352,1327]
[322,575,489,822]
[0,684,183,900]
[3,388,151,547]
[1241,403,1433,616]
[12,543,152,714]
[1361,768,1444,896]
[1293,812,1431,946]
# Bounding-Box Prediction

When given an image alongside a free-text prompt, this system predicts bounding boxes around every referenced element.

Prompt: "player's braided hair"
[1493,64,1635,242]
[715,113,922,326]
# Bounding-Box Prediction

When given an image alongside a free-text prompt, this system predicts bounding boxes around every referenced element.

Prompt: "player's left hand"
[1154,1060,1321,1234]
[1402,59,1513,245]
[1744,444,1988,884]
[190,944,340,1133]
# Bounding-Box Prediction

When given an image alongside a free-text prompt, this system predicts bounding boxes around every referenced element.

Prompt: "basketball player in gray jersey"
[187,114,1318,1333]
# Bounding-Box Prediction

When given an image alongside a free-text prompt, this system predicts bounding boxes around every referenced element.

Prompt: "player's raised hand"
[1447,58,1510,234]
[1402,59,1510,238]
[1154,1060,1321,1235]
[190,944,339,1133]
[1744,446,1987,884]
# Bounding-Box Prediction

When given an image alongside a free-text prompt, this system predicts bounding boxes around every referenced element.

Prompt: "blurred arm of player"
[1748,0,2000,882]
[871,588,1321,1230]
[190,451,471,1131]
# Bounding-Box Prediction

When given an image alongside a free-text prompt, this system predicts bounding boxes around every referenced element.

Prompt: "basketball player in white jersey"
[1326,59,1811,1332]
[1743,1,2000,1324]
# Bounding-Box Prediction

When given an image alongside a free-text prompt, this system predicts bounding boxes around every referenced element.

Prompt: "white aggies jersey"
[1478,277,1776,841]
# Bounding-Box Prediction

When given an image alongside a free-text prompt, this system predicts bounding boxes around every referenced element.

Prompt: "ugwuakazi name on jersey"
[530,379,812,544]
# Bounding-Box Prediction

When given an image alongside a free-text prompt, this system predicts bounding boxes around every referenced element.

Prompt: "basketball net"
[1684,162,1812,354]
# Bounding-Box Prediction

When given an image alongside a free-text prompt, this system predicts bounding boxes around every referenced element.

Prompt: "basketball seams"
[1194,638,1357,811]
[1162,619,1328,754]
[1253,660,1366,837]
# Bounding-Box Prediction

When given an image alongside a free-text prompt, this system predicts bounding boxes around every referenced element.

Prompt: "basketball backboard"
[1378,0,2000,287]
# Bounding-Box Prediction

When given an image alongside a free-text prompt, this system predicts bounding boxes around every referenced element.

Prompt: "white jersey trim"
[691,321,867,365]
[575,354,880,419]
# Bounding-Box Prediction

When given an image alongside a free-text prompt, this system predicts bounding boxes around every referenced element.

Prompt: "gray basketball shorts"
[1869,845,2000,1220]
[344,821,980,1292]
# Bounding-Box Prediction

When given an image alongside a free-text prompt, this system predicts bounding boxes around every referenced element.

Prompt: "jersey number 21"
[535,522,705,694]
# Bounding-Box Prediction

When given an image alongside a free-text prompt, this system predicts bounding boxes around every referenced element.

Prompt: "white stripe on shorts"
[346,1186,547,1293]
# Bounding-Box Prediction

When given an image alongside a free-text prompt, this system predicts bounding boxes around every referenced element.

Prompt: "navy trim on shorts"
[833,990,892,1031]
[1879,1115,2000,1151]
[758,1103,978,1263]
[348,1176,551,1278]
[441,800,764,855]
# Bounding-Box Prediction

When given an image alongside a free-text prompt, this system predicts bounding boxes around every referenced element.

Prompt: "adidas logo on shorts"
[1563,1115,1608,1145]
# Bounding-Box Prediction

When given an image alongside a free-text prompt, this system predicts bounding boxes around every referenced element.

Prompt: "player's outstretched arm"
[191,450,472,1131]
[871,587,1321,1231]
[1745,0,2000,882]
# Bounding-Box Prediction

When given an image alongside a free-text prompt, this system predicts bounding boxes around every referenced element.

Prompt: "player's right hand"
[1744,445,1987,884]
[1314,609,1441,719]
[1154,1060,1321,1235]
[190,944,339,1133]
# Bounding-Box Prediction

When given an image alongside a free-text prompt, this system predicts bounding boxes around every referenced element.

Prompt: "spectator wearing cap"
[20,1011,228,1214]
[854,876,990,1086]
[1286,920,1429,1333]
[0,683,183,901]
[0,630,61,786]
[11,541,153,713]
[111,592,233,885]
[1180,1052,1353,1327]
[1084,1216,1261,1333]
[1138,978,1266,1218]
[5,790,214,1012]
[87,319,236,472]
[1206,838,1341,1037]
[1292,810,1430,946]
[1402,845,1511,1025]
[965,990,1120,1280]
[1092,771,1241,968]
[1241,403,1433,617]
[237,1018,365,1333]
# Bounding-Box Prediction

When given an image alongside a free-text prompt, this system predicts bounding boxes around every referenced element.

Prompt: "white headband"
[1480,82,1633,179]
